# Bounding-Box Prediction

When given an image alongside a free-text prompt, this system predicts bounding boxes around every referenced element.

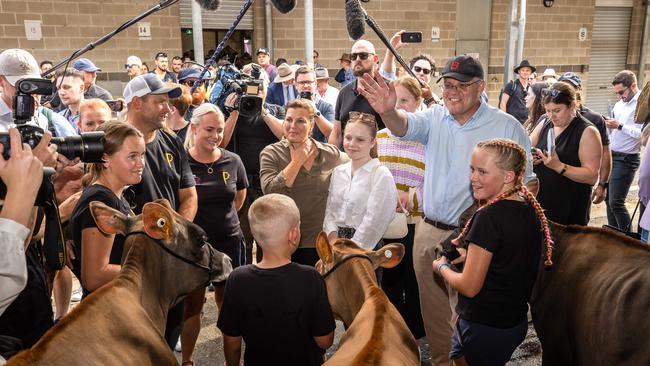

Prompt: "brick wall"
[0,0,183,96]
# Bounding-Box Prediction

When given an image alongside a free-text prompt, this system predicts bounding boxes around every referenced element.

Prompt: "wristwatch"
[315,110,322,118]
[617,124,623,130]
[598,181,609,189]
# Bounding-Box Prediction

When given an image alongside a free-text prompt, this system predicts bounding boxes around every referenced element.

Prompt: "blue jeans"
[606,152,640,230]
[640,228,649,243]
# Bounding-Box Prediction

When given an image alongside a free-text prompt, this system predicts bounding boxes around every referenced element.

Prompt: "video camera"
[218,64,264,119]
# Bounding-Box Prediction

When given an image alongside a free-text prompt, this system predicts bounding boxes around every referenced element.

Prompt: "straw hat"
[274,63,296,83]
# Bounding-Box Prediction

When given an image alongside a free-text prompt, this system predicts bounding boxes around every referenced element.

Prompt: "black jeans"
[606,152,640,230]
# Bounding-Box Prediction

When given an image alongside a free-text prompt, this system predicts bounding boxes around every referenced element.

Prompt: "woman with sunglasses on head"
[530,82,602,225]
[323,111,398,262]
[376,76,426,340]
[180,103,248,366]
[69,121,146,299]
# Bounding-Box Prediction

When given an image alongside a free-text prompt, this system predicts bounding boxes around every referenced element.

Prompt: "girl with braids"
[433,138,552,365]
[69,121,145,299]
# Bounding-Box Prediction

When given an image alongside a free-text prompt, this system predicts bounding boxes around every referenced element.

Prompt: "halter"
[124,231,215,278]
[323,253,374,278]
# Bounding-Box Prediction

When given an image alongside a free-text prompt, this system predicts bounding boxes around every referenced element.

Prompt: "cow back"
[531,224,650,365]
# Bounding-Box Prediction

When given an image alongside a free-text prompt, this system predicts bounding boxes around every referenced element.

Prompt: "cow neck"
[333,257,381,328]
[117,237,171,336]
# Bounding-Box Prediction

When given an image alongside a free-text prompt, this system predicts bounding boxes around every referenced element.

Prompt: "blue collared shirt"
[400,101,535,225]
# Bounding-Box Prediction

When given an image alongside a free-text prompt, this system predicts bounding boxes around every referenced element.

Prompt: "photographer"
[219,63,284,263]
[293,66,334,143]
[0,129,43,317]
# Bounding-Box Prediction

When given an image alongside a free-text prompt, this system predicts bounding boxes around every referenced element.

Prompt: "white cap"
[126,55,143,66]
[123,73,181,104]
[0,49,41,86]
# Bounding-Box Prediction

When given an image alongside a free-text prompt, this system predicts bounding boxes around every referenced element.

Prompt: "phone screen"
[401,32,422,43]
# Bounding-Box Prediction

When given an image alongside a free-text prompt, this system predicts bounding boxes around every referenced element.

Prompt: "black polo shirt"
[502,79,529,124]
[335,78,386,136]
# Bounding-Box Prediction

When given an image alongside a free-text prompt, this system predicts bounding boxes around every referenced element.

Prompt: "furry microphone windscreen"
[270,0,296,13]
[345,0,365,40]
[193,0,221,11]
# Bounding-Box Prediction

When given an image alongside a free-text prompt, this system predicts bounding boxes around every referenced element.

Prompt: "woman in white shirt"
[323,111,398,251]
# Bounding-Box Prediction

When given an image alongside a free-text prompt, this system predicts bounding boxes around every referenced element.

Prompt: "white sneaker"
[175,338,182,353]
[70,288,82,302]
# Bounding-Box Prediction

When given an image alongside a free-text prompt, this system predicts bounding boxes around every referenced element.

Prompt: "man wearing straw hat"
[266,63,298,107]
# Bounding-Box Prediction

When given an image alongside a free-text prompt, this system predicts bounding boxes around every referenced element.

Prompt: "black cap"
[558,72,582,88]
[437,55,484,83]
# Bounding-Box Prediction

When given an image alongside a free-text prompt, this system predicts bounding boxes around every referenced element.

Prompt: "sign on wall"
[24,20,42,41]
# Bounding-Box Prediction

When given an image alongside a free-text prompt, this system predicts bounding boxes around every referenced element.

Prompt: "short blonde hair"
[248,194,300,247]
[79,98,111,115]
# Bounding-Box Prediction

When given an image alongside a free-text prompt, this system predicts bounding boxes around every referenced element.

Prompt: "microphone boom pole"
[362,10,426,88]
[42,0,179,79]
[192,0,256,93]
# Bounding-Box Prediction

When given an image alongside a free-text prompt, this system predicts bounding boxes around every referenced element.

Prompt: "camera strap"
[41,180,67,270]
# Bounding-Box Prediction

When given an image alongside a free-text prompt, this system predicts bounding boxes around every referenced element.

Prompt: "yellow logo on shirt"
[165,153,174,167]
[222,171,230,185]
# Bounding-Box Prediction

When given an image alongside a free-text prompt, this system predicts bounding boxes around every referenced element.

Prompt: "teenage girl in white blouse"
[323,111,398,250]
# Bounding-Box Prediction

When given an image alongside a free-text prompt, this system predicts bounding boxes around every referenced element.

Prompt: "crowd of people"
[0,26,648,365]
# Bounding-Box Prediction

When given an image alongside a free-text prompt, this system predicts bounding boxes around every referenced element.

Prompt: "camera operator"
[293,66,334,143]
[0,129,43,316]
[220,63,284,263]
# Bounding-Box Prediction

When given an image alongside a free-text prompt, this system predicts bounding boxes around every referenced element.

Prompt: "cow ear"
[142,202,175,241]
[370,243,405,269]
[316,231,334,264]
[90,201,129,235]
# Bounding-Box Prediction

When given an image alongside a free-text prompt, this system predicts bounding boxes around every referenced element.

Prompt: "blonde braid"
[452,138,554,268]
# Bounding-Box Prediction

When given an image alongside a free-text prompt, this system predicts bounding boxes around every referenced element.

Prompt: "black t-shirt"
[174,123,190,145]
[69,184,133,294]
[127,129,195,214]
[217,263,336,366]
[579,105,610,146]
[335,78,386,136]
[225,103,284,179]
[503,79,529,123]
[189,149,248,248]
[457,200,542,328]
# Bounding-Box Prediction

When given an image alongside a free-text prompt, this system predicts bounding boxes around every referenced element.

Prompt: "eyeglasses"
[350,52,374,61]
[413,66,432,75]
[541,88,561,98]
[440,80,482,92]
[124,64,137,70]
[615,87,629,96]
[296,80,315,86]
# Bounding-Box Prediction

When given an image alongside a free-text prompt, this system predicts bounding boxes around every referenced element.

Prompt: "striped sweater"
[376,128,426,220]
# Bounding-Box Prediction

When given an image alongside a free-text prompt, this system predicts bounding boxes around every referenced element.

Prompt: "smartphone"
[401,32,422,43]
[106,100,124,113]
[300,91,312,100]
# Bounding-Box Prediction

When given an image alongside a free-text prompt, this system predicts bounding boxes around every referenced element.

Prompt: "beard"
[353,64,373,77]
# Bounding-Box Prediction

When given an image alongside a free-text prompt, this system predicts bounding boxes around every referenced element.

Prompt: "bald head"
[351,40,376,54]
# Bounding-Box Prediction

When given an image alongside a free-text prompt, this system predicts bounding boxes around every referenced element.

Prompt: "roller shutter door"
[179,0,254,30]
[584,7,632,115]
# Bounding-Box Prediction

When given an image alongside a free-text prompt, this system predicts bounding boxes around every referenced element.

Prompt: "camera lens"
[51,131,105,163]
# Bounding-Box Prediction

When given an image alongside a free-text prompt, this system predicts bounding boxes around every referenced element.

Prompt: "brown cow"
[315,233,420,366]
[530,222,650,365]
[7,199,232,366]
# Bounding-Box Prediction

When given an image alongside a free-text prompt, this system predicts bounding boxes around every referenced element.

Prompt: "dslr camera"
[218,64,264,118]
[1,78,105,163]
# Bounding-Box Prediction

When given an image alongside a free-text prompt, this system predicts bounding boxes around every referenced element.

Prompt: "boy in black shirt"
[217,194,335,366]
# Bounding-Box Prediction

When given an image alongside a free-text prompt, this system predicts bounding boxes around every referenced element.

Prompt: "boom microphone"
[193,0,221,11]
[345,0,366,40]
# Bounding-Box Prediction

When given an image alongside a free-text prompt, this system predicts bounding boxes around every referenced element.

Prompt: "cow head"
[90,199,233,304]
[315,232,404,326]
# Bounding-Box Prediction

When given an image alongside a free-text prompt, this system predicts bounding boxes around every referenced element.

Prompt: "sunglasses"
[541,88,561,98]
[124,64,137,70]
[183,79,203,87]
[413,66,432,75]
[350,52,374,61]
